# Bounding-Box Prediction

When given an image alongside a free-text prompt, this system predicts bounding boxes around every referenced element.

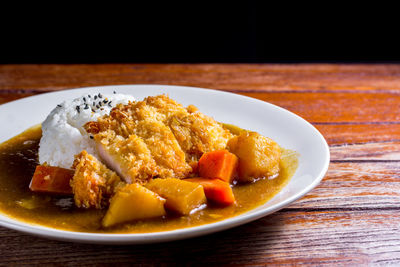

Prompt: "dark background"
[1,4,399,64]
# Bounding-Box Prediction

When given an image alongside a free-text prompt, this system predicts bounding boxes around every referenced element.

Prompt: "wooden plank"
[0,210,398,265]
[3,92,400,147]
[4,92,400,150]
[316,124,400,146]
[1,64,400,92]
[290,162,400,209]
[3,93,400,147]
[330,141,400,161]
[241,92,400,123]
[2,90,400,124]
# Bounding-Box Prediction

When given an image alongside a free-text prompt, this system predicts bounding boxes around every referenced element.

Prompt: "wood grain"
[316,124,400,146]
[0,210,398,266]
[3,90,400,124]
[241,92,400,123]
[291,161,400,209]
[330,141,400,161]
[1,64,400,266]
[1,64,400,92]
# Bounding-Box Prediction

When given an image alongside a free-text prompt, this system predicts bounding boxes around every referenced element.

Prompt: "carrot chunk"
[185,178,235,206]
[29,165,74,194]
[198,150,238,183]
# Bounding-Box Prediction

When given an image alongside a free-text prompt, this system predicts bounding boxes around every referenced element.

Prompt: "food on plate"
[30,165,74,194]
[102,183,166,228]
[144,178,206,215]
[227,131,281,183]
[39,93,135,169]
[0,93,298,232]
[71,150,123,209]
[197,150,238,183]
[185,177,235,206]
[84,95,232,183]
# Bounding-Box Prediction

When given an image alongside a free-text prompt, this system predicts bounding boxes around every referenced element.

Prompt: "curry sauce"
[0,125,298,233]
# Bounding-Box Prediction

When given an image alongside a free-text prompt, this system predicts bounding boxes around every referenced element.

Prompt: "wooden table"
[0,64,399,266]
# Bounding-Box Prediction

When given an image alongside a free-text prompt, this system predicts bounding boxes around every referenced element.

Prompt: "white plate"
[0,85,330,244]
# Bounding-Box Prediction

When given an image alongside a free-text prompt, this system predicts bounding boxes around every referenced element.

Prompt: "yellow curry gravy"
[0,125,298,233]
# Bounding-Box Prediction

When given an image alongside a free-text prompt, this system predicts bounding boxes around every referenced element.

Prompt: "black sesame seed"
[88,95,91,98]
[103,99,108,104]
[57,104,62,107]
[83,97,86,102]
[98,93,102,98]
[89,136,94,139]
[94,95,97,100]
[96,105,100,109]
[84,104,89,109]
[93,101,95,106]
[113,91,116,94]
[76,106,80,113]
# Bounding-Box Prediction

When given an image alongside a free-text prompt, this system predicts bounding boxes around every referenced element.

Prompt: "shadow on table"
[89,214,285,265]
[80,212,286,265]
[0,212,288,265]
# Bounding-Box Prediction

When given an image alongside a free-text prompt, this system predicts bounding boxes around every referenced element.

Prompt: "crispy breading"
[135,119,189,178]
[71,150,124,209]
[145,95,188,120]
[95,131,159,184]
[144,95,233,162]
[168,109,233,162]
[85,95,233,183]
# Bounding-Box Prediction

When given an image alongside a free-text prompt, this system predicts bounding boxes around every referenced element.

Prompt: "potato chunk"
[102,183,166,227]
[227,131,281,182]
[145,178,206,215]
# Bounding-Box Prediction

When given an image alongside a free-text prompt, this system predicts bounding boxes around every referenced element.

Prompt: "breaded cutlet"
[85,95,233,183]
[71,150,124,209]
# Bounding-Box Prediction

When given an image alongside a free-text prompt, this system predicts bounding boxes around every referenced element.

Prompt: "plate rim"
[0,84,330,244]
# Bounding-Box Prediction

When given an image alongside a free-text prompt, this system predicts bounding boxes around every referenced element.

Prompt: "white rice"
[38,93,135,169]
